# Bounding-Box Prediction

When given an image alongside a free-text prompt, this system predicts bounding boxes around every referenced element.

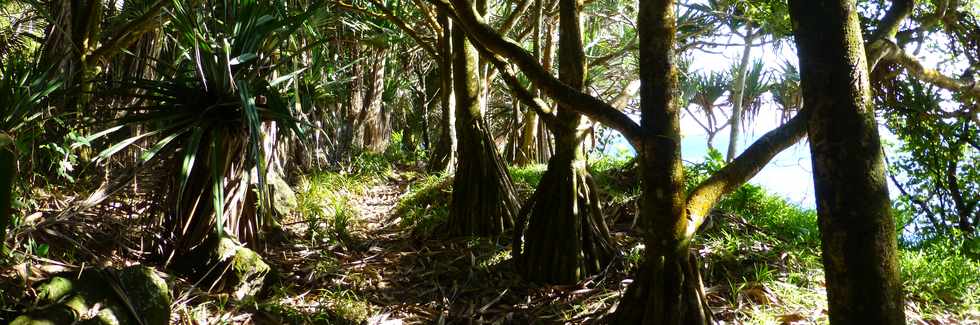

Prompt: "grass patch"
[900,236,980,318]
[394,174,452,237]
[294,171,380,245]
[508,164,547,194]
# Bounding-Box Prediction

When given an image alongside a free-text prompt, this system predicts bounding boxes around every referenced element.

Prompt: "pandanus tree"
[683,70,731,151]
[725,58,770,137]
[90,0,313,262]
[770,60,801,123]
[789,0,907,322]
[683,0,791,162]
[511,0,617,284]
[430,0,811,322]
[444,0,520,236]
[0,56,60,244]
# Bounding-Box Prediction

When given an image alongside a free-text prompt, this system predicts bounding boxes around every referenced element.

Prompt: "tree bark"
[445,21,519,236]
[359,50,390,153]
[789,0,907,323]
[428,10,457,173]
[513,0,545,167]
[610,0,711,323]
[514,0,616,284]
[513,111,539,165]
[338,43,365,162]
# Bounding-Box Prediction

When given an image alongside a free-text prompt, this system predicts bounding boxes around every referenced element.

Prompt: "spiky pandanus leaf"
[727,58,771,128]
[770,60,801,122]
[88,0,316,254]
[0,134,13,244]
[0,52,61,243]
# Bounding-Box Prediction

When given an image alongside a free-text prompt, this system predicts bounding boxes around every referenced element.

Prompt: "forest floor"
[249,171,630,324]
[2,165,978,324]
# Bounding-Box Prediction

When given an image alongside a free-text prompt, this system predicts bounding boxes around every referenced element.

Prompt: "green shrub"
[395,174,451,237]
[350,152,392,177]
[508,164,546,193]
[294,172,373,245]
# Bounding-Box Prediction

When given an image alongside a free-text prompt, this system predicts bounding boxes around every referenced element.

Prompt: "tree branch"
[430,0,643,146]
[866,0,914,71]
[366,0,440,58]
[497,0,533,36]
[683,109,810,238]
[878,39,980,97]
[484,51,560,130]
[410,0,443,35]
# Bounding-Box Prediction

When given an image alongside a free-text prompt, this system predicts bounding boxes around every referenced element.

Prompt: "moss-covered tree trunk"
[445,23,519,236]
[789,0,907,323]
[514,0,615,284]
[610,0,711,323]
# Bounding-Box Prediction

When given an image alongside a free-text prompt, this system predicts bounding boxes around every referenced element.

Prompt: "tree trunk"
[611,249,711,324]
[359,50,390,153]
[536,21,556,164]
[789,0,906,323]
[513,111,539,165]
[428,10,457,173]
[445,22,519,236]
[725,28,753,162]
[610,0,711,322]
[338,44,365,162]
[514,0,615,284]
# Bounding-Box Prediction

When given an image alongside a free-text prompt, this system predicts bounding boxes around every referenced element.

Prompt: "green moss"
[13,266,171,325]
[36,276,75,304]
[268,171,297,216]
[394,175,451,236]
[117,266,171,325]
[216,237,271,300]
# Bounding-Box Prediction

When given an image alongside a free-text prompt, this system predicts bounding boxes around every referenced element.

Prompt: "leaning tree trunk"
[513,111,539,165]
[725,27,753,162]
[445,22,519,237]
[789,0,906,323]
[610,0,712,323]
[514,0,615,284]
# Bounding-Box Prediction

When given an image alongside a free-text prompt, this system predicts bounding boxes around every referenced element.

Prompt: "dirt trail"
[348,176,406,233]
[265,172,617,324]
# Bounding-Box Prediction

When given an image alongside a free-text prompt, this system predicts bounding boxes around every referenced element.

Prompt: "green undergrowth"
[294,160,389,245]
[687,150,979,321]
[900,235,980,318]
[394,174,451,237]
[388,151,977,321]
[259,287,373,324]
[394,157,637,237]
